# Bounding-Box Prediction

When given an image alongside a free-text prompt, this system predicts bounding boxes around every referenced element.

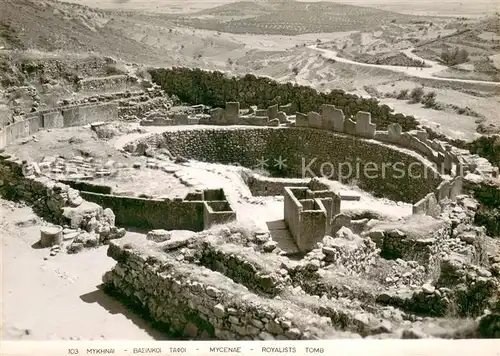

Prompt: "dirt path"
[311,45,500,87]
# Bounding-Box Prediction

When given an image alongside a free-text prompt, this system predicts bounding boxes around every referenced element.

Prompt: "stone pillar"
[308,111,322,129]
[355,112,376,138]
[225,102,240,125]
[267,104,278,120]
[332,108,345,132]
[321,104,336,131]
[387,123,402,143]
[295,112,309,127]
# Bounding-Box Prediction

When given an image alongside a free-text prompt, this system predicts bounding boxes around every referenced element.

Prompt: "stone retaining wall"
[103,236,344,340]
[0,154,123,245]
[77,75,140,94]
[133,127,442,204]
[80,189,236,232]
[0,101,119,149]
[149,68,419,131]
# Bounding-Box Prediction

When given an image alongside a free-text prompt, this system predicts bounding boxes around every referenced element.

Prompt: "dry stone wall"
[149,68,419,131]
[103,236,346,340]
[148,67,499,172]
[187,101,497,184]
[0,101,119,149]
[0,154,125,250]
[80,189,236,232]
[77,75,140,94]
[134,127,442,204]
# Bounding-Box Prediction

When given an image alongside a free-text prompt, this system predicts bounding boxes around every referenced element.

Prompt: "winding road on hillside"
[310,45,500,87]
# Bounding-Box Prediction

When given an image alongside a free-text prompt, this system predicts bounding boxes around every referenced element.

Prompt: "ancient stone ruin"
[1,72,500,341]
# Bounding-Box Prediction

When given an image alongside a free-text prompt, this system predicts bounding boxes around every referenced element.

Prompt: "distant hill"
[167,0,421,35]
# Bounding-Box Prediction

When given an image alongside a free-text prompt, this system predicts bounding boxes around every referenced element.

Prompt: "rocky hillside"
[0,0,170,64]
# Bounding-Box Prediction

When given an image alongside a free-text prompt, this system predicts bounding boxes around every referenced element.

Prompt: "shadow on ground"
[80,285,168,340]
[266,219,301,256]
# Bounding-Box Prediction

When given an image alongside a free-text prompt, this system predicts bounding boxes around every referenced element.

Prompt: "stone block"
[225,102,240,125]
[240,115,268,126]
[251,116,269,126]
[320,104,336,131]
[435,152,445,170]
[332,108,345,132]
[26,115,42,135]
[355,111,376,138]
[267,104,278,120]
[277,111,287,123]
[343,118,356,135]
[387,123,402,143]
[426,193,441,218]
[308,111,322,129]
[295,112,308,127]
[374,131,389,142]
[210,107,225,125]
[409,135,434,160]
[436,180,451,202]
[412,198,426,215]
[412,193,440,217]
[268,118,280,127]
[449,177,463,201]
[279,103,294,115]
[331,213,351,236]
[40,225,63,247]
[399,132,412,148]
[172,113,189,125]
[416,130,428,142]
[443,152,453,174]
[43,111,64,129]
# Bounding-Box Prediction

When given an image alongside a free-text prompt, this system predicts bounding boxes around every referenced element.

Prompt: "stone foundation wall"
[198,238,287,297]
[81,191,204,231]
[242,172,310,196]
[103,237,343,340]
[284,187,334,252]
[77,75,140,94]
[80,191,235,232]
[0,101,119,149]
[61,102,118,127]
[135,127,442,204]
[0,154,123,245]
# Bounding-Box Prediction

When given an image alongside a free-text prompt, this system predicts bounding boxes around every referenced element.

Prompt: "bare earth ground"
[0,201,166,340]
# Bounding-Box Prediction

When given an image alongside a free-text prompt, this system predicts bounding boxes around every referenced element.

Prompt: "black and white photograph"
[0,0,499,353]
